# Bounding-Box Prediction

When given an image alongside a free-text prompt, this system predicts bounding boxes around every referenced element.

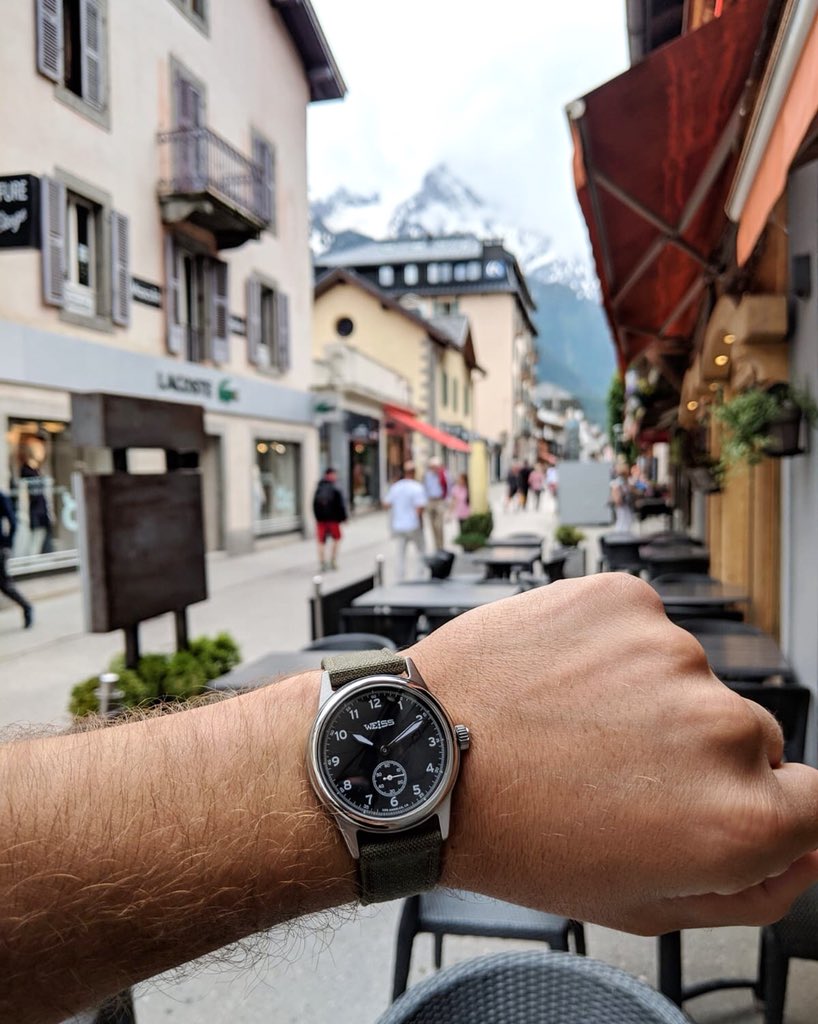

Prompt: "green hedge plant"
[554,525,585,548]
[68,632,241,717]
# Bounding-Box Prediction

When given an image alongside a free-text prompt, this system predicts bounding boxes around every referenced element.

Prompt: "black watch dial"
[319,684,449,819]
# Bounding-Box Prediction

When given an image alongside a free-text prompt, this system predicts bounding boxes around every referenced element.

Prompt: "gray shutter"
[80,0,103,110]
[210,260,229,364]
[165,235,184,355]
[246,276,262,365]
[40,176,66,307]
[37,0,64,83]
[276,291,290,373]
[252,136,275,228]
[110,211,130,327]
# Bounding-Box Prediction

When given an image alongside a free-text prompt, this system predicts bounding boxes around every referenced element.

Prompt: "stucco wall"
[455,293,515,445]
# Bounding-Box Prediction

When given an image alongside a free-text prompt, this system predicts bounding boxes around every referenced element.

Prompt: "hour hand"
[353,733,374,747]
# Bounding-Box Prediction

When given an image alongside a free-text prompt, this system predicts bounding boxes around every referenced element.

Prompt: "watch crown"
[455,724,470,751]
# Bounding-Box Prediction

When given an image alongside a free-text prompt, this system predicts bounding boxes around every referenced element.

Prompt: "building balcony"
[157,128,270,250]
[313,342,413,409]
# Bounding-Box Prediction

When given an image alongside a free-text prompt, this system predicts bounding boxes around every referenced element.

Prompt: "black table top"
[208,650,350,691]
[693,631,793,681]
[471,546,540,568]
[653,580,750,608]
[485,535,544,549]
[353,578,521,611]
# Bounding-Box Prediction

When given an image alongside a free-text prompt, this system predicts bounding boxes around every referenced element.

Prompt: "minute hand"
[387,719,423,748]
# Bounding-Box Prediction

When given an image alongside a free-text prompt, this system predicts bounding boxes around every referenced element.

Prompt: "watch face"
[318,683,449,820]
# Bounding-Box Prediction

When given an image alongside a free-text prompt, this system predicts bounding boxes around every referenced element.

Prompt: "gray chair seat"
[379,950,689,1023]
[761,882,818,1023]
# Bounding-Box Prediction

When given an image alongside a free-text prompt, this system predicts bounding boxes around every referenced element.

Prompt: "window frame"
[168,0,209,35]
[41,0,111,130]
[55,168,112,332]
[247,271,290,375]
[403,263,419,286]
[378,265,395,287]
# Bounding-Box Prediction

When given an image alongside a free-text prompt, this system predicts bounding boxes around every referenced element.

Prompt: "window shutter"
[165,235,184,355]
[275,292,290,373]
[40,176,66,307]
[246,276,262,365]
[37,0,64,83]
[110,211,130,327]
[80,0,103,110]
[210,260,229,364]
[252,136,275,228]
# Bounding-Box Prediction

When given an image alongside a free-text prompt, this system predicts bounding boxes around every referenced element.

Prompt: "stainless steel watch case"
[307,657,464,858]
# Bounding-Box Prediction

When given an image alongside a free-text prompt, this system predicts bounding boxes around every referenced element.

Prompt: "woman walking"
[450,472,471,530]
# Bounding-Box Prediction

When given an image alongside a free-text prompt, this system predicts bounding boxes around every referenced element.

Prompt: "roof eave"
[270,0,347,103]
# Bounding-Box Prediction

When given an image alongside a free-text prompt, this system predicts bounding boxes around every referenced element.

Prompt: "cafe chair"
[728,682,809,765]
[598,534,643,575]
[380,950,689,1024]
[310,574,376,640]
[760,882,818,1024]
[392,892,586,1000]
[340,608,419,649]
[303,633,397,652]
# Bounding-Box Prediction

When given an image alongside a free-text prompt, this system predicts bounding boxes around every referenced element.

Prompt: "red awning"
[384,405,471,454]
[569,0,768,371]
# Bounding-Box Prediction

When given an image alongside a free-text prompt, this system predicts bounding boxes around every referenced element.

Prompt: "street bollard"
[97,672,124,718]
[375,554,385,586]
[312,575,324,639]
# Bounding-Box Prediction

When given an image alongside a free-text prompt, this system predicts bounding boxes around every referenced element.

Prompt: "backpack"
[313,480,336,521]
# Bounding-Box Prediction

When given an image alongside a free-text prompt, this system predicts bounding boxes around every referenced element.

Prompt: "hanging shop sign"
[0,174,40,249]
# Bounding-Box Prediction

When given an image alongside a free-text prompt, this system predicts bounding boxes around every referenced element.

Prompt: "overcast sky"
[307,1,628,262]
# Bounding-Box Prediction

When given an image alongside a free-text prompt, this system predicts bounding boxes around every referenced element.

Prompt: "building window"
[378,265,394,287]
[441,371,449,407]
[246,274,291,373]
[36,0,108,124]
[452,378,459,413]
[165,236,229,364]
[254,440,302,536]
[427,263,440,285]
[438,262,452,283]
[252,131,276,231]
[404,264,419,286]
[168,0,208,31]
[465,382,471,416]
[40,174,128,329]
[466,260,482,281]
[453,263,467,282]
[433,299,459,315]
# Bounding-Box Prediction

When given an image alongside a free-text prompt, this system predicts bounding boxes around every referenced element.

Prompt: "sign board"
[0,174,40,249]
[131,277,162,308]
[557,461,614,526]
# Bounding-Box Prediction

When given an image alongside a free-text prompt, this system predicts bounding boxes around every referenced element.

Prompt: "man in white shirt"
[384,460,427,580]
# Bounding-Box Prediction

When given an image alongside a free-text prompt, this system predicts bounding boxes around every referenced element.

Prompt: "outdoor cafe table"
[692,630,794,681]
[652,579,750,612]
[484,535,544,549]
[469,546,541,578]
[207,650,351,692]
[352,577,521,613]
[639,543,710,578]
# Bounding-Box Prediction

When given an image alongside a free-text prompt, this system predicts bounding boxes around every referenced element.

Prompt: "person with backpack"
[312,467,347,572]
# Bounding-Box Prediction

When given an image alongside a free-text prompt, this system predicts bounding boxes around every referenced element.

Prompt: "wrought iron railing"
[157,127,269,226]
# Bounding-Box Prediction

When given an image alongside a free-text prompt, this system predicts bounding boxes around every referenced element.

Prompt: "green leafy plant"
[714,383,818,469]
[454,531,488,552]
[68,633,242,717]
[554,525,586,548]
[455,510,494,552]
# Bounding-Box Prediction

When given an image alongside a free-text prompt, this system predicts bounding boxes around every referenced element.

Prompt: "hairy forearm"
[0,672,354,1024]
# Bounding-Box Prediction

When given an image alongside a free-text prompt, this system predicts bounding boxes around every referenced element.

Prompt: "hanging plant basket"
[762,401,804,457]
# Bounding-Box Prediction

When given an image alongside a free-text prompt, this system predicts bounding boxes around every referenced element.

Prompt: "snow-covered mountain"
[310,164,614,425]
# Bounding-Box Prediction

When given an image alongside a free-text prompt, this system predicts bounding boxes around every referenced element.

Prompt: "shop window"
[404,264,419,286]
[6,420,79,569]
[246,274,291,373]
[347,413,380,510]
[254,440,302,535]
[165,236,229,364]
[40,174,128,328]
[378,265,394,287]
[36,0,108,124]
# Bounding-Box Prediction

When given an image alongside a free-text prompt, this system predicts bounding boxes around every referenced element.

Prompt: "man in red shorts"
[312,467,347,571]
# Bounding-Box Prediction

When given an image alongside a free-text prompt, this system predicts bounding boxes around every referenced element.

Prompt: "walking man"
[0,489,33,629]
[312,467,347,572]
[384,460,427,580]
[422,456,447,550]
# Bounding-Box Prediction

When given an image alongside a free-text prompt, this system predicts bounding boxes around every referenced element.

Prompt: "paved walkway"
[3,489,812,1022]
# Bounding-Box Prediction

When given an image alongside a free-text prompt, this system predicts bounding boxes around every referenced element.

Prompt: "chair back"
[303,633,397,652]
[309,575,375,639]
[340,607,418,649]
[375,950,689,1024]
[729,682,810,763]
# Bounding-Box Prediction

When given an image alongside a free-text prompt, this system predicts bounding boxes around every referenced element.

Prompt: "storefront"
[253,438,302,536]
[347,412,380,512]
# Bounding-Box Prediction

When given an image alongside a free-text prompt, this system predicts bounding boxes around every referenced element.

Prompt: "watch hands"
[352,733,374,747]
[388,719,423,748]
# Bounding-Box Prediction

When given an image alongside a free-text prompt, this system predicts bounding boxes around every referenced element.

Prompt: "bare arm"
[4,575,818,1022]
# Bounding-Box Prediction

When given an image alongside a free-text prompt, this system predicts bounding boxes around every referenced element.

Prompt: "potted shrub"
[554,525,585,548]
[455,511,494,552]
[714,382,818,470]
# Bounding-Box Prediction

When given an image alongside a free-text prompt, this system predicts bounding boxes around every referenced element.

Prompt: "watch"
[306,649,470,905]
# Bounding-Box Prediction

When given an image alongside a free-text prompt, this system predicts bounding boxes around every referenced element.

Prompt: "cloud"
[308,0,628,260]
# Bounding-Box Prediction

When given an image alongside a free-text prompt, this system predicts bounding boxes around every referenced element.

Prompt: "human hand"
[408,574,818,934]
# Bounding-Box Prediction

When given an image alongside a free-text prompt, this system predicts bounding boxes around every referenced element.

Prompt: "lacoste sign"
[156,373,240,405]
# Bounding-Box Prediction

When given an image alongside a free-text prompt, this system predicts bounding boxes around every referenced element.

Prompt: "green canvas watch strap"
[321,649,408,688]
[319,649,444,904]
